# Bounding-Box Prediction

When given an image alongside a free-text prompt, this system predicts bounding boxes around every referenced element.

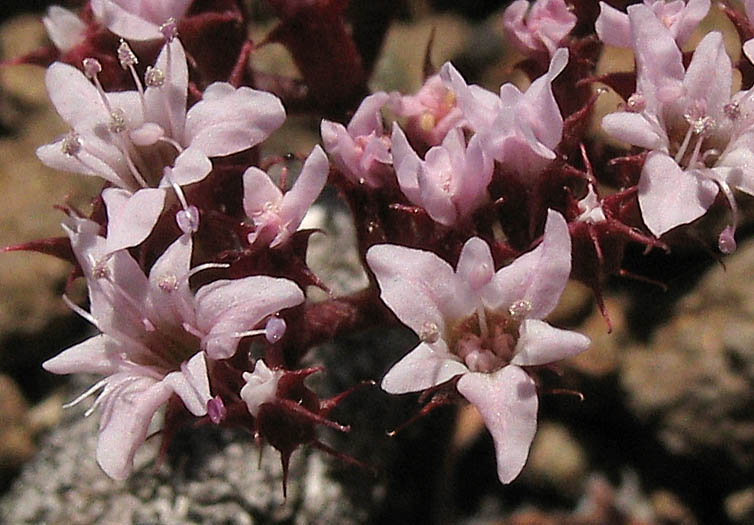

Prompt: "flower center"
[448,308,524,373]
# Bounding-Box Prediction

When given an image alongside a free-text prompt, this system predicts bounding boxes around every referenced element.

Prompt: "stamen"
[117,40,145,102]
[117,40,138,69]
[108,109,127,134]
[63,378,108,410]
[264,316,287,344]
[626,93,646,113]
[420,113,436,131]
[508,299,532,320]
[144,66,165,88]
[477,307,489,339]
[719,225,737,254]
[419,321,440,343]
[82,57,102,79]
[160,18,178,42]
[82,57,113,114]
[176,206,200,234]
[724,102,740,121]
[207,396,226,424]
[62,294,101,331]
[185,262,230,280]
[61,132,82,156]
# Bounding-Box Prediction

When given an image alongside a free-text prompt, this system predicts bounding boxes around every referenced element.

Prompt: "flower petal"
[184,83,286,157]
[163,352,211,416]
[95,375,172,480]
[456,365,538,484]
[103,187,167,253]
[43,334,124,375]
[638,151,718,236]
[484,209,571,319]
[511,319,590,366]
[367,244,477,338]
[195,276,304,359]
[381,342,468,394]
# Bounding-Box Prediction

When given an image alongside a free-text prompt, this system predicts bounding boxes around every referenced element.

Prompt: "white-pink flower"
[37,37,286,251]
[240,360,284,417]
[367,210,590,484]
[391,123,492,226]
[440,48,568,179]
[503,0,577,57]
[91,0,193,41]
[320,92,392,187]
[602,6,754,243]
[44,218,305,479]
[242,145,329,248]
[595,0,709,49]
[389,74,463,148]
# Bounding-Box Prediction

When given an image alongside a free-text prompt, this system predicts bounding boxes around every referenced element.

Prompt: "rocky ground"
[1,2,754,524]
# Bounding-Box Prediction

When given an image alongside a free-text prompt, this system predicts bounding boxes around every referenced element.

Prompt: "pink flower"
[91,0,193,41]
[367,210,590,484]
[320,92,392,187]
[44,218,305,479]
[595,0,709,49]
[242,145,329,248]
[602,7,754,243]
[37,37,285,251]
[391,123,492,226]
[389,74,463,148]
[42,6,87,53]
[440,48,568,179]
[502,0,577,57]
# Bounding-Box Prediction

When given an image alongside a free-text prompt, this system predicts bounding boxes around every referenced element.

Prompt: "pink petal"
[391,123,422,202]
[520,47,568,152]
[103,187,167,252]
[638,151,718,236]
[601,112,667,151]
[453,134,492,219]
[594,1,631,48]
[628,4,684,108]
[45,62,104,128]
[456,237,495,291]
[147,233,195,326]
[683,32,731,117]
[242,167,283,217]
[43,6,86,52]
[346,91,390,137]
[277,145,329,244]
[144,38,188,140]
[195,276,304,359]
[456,365,538,484]
[95,375,172,480]
[43,334,124,375]
[439,62,500,132]
[163,352,211,416]
[91,0,163,40]
[670,0,710,46]
[184,83,286,157]
[161,148,212,187]
[366,244,477,337]
[511,319,590,366]
[381,342,468,394]
[484,209,571,319]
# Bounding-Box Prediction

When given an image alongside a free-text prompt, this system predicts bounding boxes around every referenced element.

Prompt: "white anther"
[61,132,82,156]
[108,109,127,134]
[145,66,165,88]
[419,321,440,344]
[117,40,138,69]
[508,299,532,320]
[82,57,102,79]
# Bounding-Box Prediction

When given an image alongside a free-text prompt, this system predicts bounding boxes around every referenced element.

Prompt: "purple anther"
[718,224,737,254]
[264,316,287,344]
[207,395,227,425]
[176,205,200,234]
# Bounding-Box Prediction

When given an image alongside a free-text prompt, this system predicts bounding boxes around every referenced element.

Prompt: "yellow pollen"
[420,113,436,131]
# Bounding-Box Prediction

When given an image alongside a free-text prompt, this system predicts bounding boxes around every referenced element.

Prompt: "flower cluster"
[7,0,754,499]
